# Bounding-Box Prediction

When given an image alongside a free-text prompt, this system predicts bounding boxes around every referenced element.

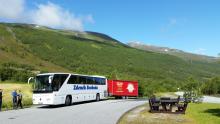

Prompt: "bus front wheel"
[65,95,72,106]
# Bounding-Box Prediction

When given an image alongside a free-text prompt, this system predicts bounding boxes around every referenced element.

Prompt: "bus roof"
[37,73,106,78]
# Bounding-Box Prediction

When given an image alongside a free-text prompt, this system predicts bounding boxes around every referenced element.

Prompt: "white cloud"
[160,18,187,33]
[32,2,87,31]
[0,0,25,19]
[0,1,93,31]
[194,48,207,55]
[169,18,177,25]
[83,14,95,24]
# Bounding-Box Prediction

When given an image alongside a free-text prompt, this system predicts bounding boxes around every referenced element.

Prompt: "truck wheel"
[96,94,100,101]
[65,95,72,106]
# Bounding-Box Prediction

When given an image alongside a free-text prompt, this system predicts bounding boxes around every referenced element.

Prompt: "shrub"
[0,62,35,82]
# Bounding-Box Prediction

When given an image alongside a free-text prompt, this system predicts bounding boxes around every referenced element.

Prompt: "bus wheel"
[65,95,72,106]
[96,93,100,101]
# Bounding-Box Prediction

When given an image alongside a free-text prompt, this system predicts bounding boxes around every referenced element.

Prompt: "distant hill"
[1,23,220,95]
[128,41,218,63]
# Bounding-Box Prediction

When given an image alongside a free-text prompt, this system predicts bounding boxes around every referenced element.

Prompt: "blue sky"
[0,0,219,57]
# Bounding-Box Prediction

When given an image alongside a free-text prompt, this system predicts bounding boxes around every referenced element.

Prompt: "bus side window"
[94,78,106,85]
[67,75,77,84]
[94,77,101,85]
[101,78,106,85]
[92,77,95,84]
[87,77,95,84]
[52,74,68,91]
[79,76,87,84]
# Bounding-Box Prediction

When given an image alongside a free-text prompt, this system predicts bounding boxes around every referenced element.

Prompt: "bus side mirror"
[49,76,53,84]
[28,77,34,84]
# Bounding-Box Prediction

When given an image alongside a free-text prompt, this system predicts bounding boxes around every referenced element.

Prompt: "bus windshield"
[34,74,69,93]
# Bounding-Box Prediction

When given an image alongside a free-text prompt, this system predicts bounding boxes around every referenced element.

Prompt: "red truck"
[107,80,138,98]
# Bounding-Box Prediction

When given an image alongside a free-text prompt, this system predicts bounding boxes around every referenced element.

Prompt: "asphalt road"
[175,92,220,103]
[0,99,146,124]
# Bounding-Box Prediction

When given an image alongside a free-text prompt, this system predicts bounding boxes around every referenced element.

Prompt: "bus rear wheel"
[65,95,72,106]
[96,93,100,101]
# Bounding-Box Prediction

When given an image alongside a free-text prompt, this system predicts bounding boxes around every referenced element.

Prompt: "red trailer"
[107,80,138,98]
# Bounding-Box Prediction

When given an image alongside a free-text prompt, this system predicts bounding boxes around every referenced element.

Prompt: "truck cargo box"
[107,80,138,97]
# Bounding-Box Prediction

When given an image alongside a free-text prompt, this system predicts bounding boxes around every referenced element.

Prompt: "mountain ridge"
[128,41,218,63]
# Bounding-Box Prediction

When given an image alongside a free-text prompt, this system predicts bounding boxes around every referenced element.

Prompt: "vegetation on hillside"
[179,76,220,101]
[0,62,35,82]
[0,23,220,96]
[201,77,220,95]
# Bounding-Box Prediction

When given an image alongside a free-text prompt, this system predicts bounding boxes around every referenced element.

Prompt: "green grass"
[186,103,220,124]
[0,82,33,110]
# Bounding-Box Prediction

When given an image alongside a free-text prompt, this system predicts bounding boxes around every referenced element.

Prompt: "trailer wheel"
[65,95,72,106]
[96,93,100,101]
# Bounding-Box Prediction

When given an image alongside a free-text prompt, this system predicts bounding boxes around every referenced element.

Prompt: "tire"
[96,94,100,101]
[65,96,72,106]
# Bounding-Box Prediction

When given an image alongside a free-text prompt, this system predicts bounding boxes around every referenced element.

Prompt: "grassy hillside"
[0,24,70,72]
[1,23,220,95]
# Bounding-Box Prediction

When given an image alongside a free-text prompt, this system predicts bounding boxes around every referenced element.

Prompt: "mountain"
[128,42,218,63]
[1,23,220,95]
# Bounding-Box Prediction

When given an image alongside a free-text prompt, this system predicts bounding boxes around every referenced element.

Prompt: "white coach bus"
[32,73,108,105]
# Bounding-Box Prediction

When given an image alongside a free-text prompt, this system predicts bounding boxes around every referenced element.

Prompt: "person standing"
[11,90,17,109]
[17,90,23,109]
[0,89,3,111]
